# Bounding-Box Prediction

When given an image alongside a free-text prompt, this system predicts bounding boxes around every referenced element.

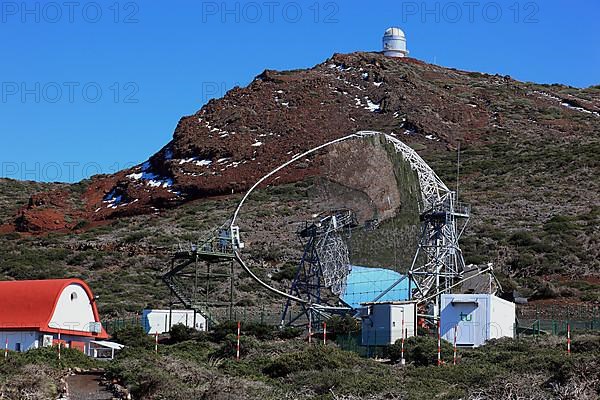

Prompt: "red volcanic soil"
[5,52,599,234]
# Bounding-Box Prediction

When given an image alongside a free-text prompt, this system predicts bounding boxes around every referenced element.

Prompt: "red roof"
[0,278,108,339]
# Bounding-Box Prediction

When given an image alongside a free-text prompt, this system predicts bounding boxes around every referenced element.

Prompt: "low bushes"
[387,335,454,366]
[263,345,362,378]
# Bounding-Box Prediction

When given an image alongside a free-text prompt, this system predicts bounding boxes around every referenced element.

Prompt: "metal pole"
[323,322,327,345]
[456,140,460,202]
[229,261,234,321]
[567,324,571,356]
[155,332,158,354]
[401,316,405,365]
[236,321,241,360]
[4,338,8,359]
[169,292,173,333]
[453,325,457,365]
[437,320,441,366]
[308,313,312,344]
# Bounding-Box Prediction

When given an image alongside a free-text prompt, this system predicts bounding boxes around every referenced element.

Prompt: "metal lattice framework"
[319,234,351,296]
[230,131,469,320]
[281,210,357,326]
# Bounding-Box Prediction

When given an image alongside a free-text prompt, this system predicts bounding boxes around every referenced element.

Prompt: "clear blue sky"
[1,0,598,182]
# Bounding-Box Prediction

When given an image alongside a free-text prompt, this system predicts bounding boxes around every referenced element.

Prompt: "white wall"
[441,294,515,347]
[49,283,96,333]
[489,296,516,341]
[0,331,39,351]
[142,310,207,334]
[0,331,96,353]
[362,302,416,346]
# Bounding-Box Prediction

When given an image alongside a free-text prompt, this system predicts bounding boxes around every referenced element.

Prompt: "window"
[15,343,21,352]
[70,292,78,301]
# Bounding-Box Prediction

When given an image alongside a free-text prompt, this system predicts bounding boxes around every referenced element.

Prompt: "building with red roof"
[0,278,109,353]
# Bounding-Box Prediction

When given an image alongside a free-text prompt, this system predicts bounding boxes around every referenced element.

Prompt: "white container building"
[142,309,207,334]
[360,301,417,346]
[440,294,515,347]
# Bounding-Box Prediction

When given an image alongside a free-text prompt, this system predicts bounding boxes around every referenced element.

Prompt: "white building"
[0,279,109,353]
[383,27,409,57]
[360,301,417,346]
[142,309,207,335]
[440,294,515,347]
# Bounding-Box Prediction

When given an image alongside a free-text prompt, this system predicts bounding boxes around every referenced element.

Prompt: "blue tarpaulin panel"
[341,266,411,309]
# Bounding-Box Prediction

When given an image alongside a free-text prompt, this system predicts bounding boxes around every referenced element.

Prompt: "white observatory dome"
[383,27,409,58]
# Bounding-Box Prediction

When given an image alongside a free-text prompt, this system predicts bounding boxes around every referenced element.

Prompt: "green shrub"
[325,315,360,340]
[571,334,600,354]
[271,263,297,282]
[508,231,536,247]
[18,347,98,370]
[276,327,303,340]
[263,346,361,378]
[531,281,560,299]
[169,323,196,343]
[210,321,239,342]
[212,321,277,341]
[387,336,454,366]
[212,334,257,359]
[112,325,153,349]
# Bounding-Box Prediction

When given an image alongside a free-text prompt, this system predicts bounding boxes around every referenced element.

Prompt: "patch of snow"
[217,158,230,163]
[532,91,600,117]
[127,161,173,188]
[364,97,381,112]
[251,141,263,147]
[127,172,143,180]
[102,189,123,209]
[374,82,383,87]
[336,64,352,72]
[179,157,198,165]
[361,72,369,79]
[281,102,289,107]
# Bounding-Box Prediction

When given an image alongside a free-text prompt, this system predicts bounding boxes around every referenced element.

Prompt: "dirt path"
[66,373,113,400]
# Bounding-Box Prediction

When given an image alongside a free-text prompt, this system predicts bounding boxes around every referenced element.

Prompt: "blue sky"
[1,0,598,182]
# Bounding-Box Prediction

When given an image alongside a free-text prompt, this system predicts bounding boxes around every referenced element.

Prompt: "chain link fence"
[102,304,600,340]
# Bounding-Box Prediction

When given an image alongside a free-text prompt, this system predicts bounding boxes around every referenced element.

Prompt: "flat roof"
[361,300,418,306]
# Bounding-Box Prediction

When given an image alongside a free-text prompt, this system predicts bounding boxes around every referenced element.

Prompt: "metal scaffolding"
[162,223,236,328]
[281,210,358,326]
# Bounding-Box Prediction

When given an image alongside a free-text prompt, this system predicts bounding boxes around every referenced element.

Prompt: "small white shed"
[142,309,207,334]
[88,340,124,359]
[440,294,515,347]
[360,301,417,346]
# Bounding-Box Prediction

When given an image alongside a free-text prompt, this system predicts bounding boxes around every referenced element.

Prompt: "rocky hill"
[1,52,599,313]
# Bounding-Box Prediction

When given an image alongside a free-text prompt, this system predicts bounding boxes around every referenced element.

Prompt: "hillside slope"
[0,52,599,313]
